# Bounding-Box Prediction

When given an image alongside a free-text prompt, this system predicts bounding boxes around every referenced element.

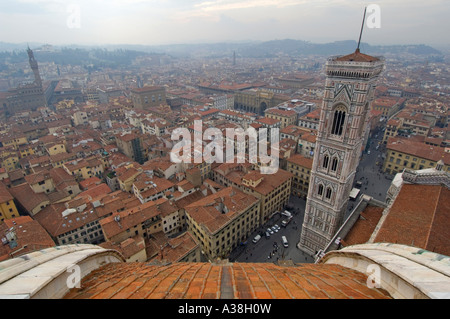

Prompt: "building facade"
[298,49,385,256]
[115,133,145,164]
[185,187,260,261]
[383,136,450,175]
[286,154,313,198]
[264,107,298,129]
[3,47,47,115]
[234,89,287,115]
[130,86,166,110]
[211,163,292,225]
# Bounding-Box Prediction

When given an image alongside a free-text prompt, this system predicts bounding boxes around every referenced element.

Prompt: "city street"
[229,130,394,264]
[352,131,393,201]
[229,196,315,264]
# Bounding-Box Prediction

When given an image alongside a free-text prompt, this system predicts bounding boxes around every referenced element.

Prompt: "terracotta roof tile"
[374,184,450,256]
[64,262,391,299]
[341,206,384,247]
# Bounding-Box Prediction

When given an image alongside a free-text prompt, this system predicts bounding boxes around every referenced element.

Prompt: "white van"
[282,210,292,218]
[281,236,288,248]
[252,234,261,243]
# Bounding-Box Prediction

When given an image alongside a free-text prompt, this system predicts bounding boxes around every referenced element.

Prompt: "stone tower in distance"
[27,45,42,87]
[298,48,385,256]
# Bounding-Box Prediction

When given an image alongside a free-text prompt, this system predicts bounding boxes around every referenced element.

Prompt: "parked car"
[252,234,261,243]
[282,236,289,248]
[281,217,292,227]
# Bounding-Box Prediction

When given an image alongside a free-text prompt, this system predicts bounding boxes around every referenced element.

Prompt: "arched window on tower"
[331,105,347,136]
[323,155,329,169]
[331,158,338,172]
[318,184,324,196]
[325,188,332,199]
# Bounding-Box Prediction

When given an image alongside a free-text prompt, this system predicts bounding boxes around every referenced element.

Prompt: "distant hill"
[0,40,442,67]
[137,39,443,58]
[227,39,442,58]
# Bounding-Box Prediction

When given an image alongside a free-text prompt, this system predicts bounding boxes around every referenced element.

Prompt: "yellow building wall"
[19,146,35,158]
[1,155,19,172]
[0,200,19,222]
[383,149,450,175]
[47,144,67,156]
[2,136,27,149]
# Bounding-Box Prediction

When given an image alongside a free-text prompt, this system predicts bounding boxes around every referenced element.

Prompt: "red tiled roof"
[130,86,164,93]
[374,184,450,256]
[0,181,13,203]
[185,187,259,234]
[373,97,404,107]
[148,231,199,263]
[63,262,391,299]
[287,154,313,169]
[100,198,178,239]
[265,108,297,117]
[256,117,280,125]
[341,206,384,247]
[9,183,49,213]
[75,183,112,201]
[387,137,450,164]
[335,49,379,62]
[79,176,101,190]
[33,202,100,237]
[0,216,55,262]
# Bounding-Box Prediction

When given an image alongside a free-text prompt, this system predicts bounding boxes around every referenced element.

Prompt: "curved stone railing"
[0,244,124,299]
[319,243,450,299]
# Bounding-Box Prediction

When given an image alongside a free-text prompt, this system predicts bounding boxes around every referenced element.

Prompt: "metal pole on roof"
[357,7,367,52]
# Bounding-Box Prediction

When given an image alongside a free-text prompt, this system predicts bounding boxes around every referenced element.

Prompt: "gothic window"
[331,158,338,172]
[318,184,324,196]
[325,188,332,199]
[331,105,347,136]
[323,155,329,169]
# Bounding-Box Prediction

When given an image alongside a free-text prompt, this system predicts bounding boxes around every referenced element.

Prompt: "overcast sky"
[0,0,448,47]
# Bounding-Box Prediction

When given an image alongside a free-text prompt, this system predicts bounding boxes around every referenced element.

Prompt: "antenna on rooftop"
[356,7,367,52]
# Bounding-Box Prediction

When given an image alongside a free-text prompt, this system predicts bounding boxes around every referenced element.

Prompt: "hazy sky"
[0,0,448,46]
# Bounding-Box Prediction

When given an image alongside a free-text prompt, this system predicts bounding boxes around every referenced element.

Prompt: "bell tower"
[298,49,385,256]
[27,45,42,87]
